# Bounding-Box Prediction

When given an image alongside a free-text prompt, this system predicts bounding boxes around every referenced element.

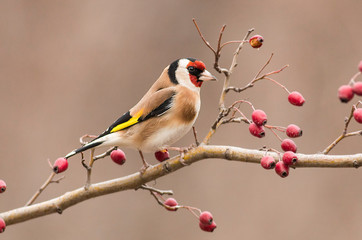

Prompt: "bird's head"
[168,58,216,89]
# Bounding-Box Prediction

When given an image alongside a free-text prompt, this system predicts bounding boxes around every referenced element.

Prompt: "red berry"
[53,158,68,173]
[281,139,297,153]
[338,85,354,103]
[260,156,276,169]
[288,91,305,106]
[252,109,267,126]
[0,217,5,233]
[154,149,170,162]
[282,151,298,165]
[249,122,265,138]
[199,211,213,225]
[0,180,6,193]
[286,124,302,138]
[353,108,362,124]
[199,221,217,232]
[358,60,362,72]
[110,149,126,165]
[249,35,264,48]
[164,198,178,211]
[352,82,362,96]
[275,161,289,178]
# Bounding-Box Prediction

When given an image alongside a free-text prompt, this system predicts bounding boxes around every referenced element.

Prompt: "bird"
[64,58,216,169]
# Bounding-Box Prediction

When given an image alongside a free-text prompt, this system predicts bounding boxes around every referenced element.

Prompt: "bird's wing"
[96,88,176,139]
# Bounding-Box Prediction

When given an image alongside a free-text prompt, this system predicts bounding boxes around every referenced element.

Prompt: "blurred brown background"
[0,0,362,239]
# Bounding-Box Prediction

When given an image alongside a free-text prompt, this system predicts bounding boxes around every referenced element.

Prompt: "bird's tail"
[65,141,103,159]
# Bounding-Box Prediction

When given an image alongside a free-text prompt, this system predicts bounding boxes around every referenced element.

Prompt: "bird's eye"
[188,66,196,73]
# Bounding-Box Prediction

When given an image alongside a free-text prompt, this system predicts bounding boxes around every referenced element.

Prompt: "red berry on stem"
[199,211,213,225]
[286,124,302,138]
[249,35,264,48]
[358,60,362,72]
[0,217,5,233]
[53,158,68,174]
[282,151,298,165]
[260,156,276,169]
[353,108,362,124]
[249,122,265,138]
[275,161,289,178]
[199,221,217,232]
[0,180,6,193]
[164,198,178,211]
[352,82,362,96]
[252,109,267,126]
[110,149,126,165]
[281,139,297,153]
[154,149,170,162]
[338,85,354,103]
[288,91,305,106]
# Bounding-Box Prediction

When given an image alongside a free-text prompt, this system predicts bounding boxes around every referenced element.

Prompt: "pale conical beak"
[199,70,217,81]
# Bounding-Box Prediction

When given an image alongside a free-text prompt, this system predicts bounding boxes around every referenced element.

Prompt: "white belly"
[140,123,194,152]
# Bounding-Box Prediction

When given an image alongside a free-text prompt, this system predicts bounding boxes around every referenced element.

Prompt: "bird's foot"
[168,146,193,166]
[138,150,152,174]
[139,162,151,174]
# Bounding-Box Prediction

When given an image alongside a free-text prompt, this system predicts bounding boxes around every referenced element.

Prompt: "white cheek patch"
[175,59,200,92]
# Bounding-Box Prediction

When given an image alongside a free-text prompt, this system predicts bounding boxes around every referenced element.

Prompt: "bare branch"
[192,18,216,54]
[323,105,361,154]
[25,172,57,206]
[138,184,173,196]
[93,147,117,161]
[3,145,362,226]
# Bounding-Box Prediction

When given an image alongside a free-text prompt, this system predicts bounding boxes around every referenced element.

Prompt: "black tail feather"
[65,141,103,159]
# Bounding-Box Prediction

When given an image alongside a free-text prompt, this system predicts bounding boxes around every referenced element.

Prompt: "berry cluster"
[163,197,216,232]
[231,90,303,178]
[337,61,362,124]
[338,61,362,103]
[259,123,302,178]
[0,179,6,233]
[237,87,303,178]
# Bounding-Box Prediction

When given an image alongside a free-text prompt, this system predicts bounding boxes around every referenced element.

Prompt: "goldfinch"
[65,58,216,167]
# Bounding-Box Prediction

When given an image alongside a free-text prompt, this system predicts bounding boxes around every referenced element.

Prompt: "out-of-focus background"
[0,1,362,239]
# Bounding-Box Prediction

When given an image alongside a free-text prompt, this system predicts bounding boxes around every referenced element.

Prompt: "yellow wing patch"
[110,109,143,133]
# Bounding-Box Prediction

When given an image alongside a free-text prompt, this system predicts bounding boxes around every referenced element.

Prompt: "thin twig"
[225,64,289,93]
[138,184,174,196]
[79,134,97,145]
[26,172,57,206]
[84,149,95,190]
[348,71,361,85]
[219,28,254,108]
[323,105,359,154]
[192,18,216,54]
[254,53,274,79]
[93,147,117,161]
[192,126,200,146]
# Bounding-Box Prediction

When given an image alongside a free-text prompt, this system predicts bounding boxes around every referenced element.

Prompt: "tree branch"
[1,144,361,226]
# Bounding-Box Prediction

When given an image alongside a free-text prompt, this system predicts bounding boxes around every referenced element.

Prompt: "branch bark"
[1,144,361,226]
